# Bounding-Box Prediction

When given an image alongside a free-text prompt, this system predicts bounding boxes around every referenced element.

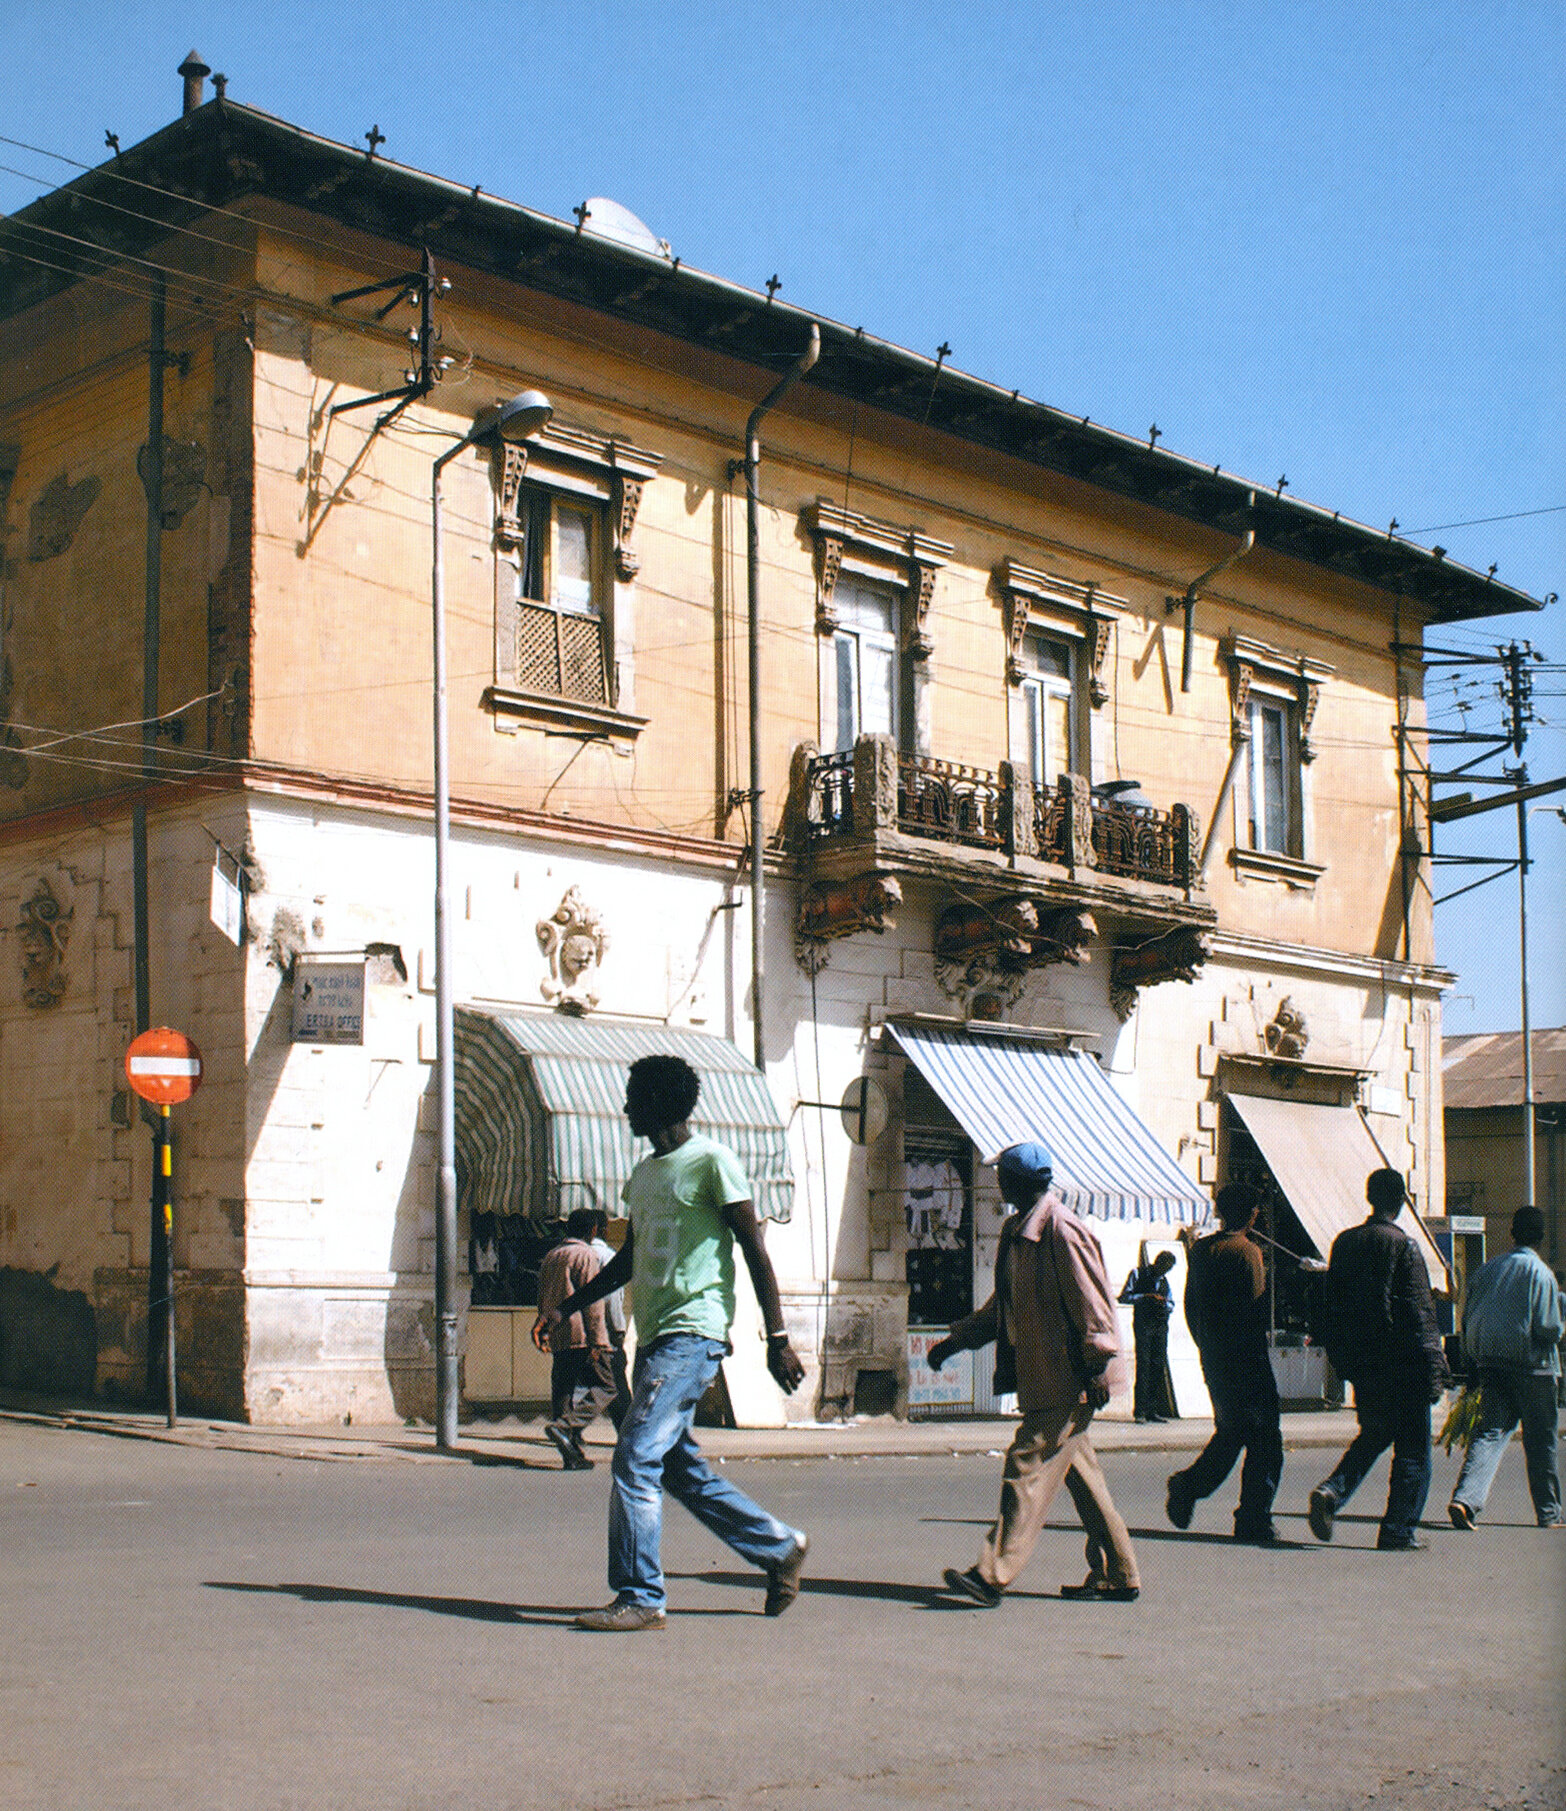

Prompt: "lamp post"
[431,391,551,1450]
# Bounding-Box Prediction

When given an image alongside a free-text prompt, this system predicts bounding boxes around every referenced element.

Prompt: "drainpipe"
[1168,494,1256,693]
[742,324,819,1070]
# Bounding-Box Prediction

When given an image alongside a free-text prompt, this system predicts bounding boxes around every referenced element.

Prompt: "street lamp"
[431,390,551,1450]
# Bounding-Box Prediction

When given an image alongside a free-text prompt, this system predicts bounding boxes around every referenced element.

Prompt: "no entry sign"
[125,1027,204,1106]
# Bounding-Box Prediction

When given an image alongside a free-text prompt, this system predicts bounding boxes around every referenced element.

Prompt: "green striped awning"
[453,1009,793,1223]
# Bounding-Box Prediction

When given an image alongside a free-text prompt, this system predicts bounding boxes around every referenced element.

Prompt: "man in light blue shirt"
[1449,1206,1565,1530]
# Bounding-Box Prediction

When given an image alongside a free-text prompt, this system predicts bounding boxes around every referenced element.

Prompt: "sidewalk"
[0,1392,1360,1466]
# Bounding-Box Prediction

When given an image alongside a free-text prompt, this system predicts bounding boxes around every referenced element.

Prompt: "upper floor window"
[1020,632,1077,788]
[1245,693,1298,854]
[832,574,902,752]
[513,487,608,703]
[999,560,1120,790]
[1222,635,1331,885]
[805,501,952,761]
[489,424,660,737]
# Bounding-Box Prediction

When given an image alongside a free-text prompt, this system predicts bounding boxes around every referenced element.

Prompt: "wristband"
[767,1330,789,1344]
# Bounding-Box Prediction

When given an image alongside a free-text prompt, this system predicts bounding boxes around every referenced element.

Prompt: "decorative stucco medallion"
[18,876,72,1008]
[538,886,608,1013]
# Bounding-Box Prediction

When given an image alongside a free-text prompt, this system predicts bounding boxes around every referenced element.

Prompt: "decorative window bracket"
[998,559,1122,701]
[805,500,951,656]
[495,423,661,579]
[1221,634,1332,760]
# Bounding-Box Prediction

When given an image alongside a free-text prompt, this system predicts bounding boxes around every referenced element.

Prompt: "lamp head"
[475,389,553,446]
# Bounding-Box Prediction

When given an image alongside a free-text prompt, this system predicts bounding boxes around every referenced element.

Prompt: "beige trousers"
[976,1403,1140,1592]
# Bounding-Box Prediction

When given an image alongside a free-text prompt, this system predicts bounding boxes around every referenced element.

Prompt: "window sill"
[1230,847,1324,890]
[484,686,648,741]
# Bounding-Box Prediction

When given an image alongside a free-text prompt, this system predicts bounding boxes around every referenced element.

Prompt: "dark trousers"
[1317,1377,1432,1546]
[550,1348,618,1436]
[1133,1319,1173,1419]
[1173,1355,1282,1536]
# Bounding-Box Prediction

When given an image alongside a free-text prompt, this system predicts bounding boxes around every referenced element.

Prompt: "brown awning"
[1227,1093,1449,1295]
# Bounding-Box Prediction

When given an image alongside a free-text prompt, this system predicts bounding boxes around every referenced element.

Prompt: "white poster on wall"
[907,1330,973,1411]
[291,958,366,1045]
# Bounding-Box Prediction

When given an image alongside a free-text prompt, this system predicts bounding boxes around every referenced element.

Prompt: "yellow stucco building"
[0,78,1539,1423]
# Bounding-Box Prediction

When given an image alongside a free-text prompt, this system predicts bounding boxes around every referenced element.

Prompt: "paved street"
[2,1416,1562,1810]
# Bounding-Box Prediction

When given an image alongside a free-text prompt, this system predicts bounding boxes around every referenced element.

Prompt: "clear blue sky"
[3,1,1561,1034]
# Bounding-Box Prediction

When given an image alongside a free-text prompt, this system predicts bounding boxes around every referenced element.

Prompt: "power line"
[1403,503,1566,535]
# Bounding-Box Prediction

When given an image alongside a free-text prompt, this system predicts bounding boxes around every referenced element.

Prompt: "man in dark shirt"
[1166,1183,1283,1543]
[1120,1249,1177,1422]
[1308,1168,1448,1551]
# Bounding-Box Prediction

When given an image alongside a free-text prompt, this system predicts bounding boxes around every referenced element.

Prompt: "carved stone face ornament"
[538,885,608,1013]
[19,877,71,1009]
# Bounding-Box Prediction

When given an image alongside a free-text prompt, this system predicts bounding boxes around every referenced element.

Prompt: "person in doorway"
[1165,1184,1283,1543]
[1119,1248,1177,1422]
[532,1054,807,1632]
[536,1209,617,1471]
[1308,1168,1448,1551]
[1448,1205,1564,1530]
[928,1143,1140,1606]
[588,1209,632,1428]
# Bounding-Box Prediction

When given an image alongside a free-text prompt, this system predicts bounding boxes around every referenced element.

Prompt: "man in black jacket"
[1308,1168,1448,1551]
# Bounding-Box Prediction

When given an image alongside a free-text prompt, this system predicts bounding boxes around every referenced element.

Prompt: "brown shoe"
[764,1534,808,1616]
[573,1601,667,1633]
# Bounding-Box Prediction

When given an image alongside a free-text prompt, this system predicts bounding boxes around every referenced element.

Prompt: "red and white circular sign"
[125,1027,204,1105]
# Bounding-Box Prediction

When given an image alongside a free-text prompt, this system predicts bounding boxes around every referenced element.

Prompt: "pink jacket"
[536,1238,610,1353]
[947,1190,1125,1414]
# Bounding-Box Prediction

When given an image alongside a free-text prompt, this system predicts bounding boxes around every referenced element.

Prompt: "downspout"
[1167,494,1256,693]
[742,324,819,1070]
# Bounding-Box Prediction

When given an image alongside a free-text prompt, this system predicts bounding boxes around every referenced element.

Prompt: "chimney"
[179,50,210,115]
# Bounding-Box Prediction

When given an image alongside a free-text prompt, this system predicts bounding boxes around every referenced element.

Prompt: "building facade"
[0,77,1537,1422]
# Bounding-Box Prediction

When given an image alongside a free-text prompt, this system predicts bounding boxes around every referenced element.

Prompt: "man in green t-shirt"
[533,1054,807,1632]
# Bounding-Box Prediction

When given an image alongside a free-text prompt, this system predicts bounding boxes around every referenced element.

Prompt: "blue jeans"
[1317,1378,1432,1547]
[1451,1366,1562,1526]
[607,1334,801,1610]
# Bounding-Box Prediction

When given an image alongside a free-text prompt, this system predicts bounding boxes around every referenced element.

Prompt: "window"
[1020,632,1077,787]
[831,575,902,752]
[805,501,952,761]
[999,560,1120,789]
[489,425,661,738]
[1222,635,1331,885]
[1245,695,1297,853]
[513,486,609,703]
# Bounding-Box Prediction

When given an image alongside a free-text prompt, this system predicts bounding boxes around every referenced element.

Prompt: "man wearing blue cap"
[928,1142,1140,1605]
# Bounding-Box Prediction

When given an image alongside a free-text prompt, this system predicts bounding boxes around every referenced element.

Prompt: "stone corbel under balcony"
[933,895,1096,1000]
[1108,925,1212,1021]
[793,872,903,976]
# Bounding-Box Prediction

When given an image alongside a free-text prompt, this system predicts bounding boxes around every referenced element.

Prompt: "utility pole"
[1501,642,1536,1213]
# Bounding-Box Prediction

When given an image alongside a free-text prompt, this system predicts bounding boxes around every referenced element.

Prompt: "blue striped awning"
[454,1010,792,1223]
[886,1022,1206,1224]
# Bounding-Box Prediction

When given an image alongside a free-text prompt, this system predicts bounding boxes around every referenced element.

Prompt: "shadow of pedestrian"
[206,1580,755,1627]
[673,1568,1071,1610]
[1128,1526,1312,1550]
[206,1579,572,1627]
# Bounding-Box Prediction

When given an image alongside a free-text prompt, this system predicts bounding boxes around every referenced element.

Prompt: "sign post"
[125,1028,203,1427]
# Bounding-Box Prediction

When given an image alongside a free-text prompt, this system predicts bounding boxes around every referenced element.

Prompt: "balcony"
[795,737,1200,896]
